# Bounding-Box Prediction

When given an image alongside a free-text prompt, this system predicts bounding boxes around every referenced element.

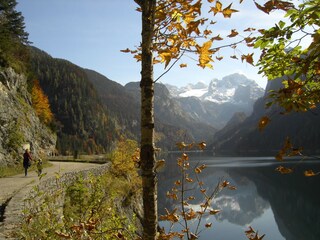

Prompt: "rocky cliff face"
[0,68,56,167]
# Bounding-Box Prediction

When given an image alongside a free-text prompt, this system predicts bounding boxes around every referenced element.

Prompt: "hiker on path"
[23,149,32,176]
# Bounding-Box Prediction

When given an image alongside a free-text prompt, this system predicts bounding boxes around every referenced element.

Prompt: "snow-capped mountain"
[166,73,264,104]
[165,73,265,129]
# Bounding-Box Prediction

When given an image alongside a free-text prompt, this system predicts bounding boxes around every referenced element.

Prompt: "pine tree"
[0,0,29,68]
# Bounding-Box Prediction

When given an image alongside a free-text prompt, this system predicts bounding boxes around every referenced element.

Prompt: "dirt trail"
[0,161,99,239]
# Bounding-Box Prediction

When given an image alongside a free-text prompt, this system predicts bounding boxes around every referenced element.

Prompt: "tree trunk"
[140,0,157,239]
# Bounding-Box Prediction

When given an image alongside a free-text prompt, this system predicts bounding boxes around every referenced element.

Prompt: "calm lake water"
[158,153,320,240]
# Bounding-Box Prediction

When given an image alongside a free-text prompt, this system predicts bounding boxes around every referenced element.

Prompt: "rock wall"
[0,67,56,167]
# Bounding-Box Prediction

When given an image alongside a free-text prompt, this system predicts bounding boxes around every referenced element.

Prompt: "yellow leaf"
[180,63,188,68]
[209,1,222,16]
[159,52,172,68]
[184,209,197,220]
[134,54,141,62]
[196,40,214,68]
[222,3,239,18]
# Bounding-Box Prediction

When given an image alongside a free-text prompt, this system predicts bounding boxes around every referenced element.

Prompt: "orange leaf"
[120,48,131,53]
[258,116,270,131]
[198,141,207,150]
[304,170,319,177]
[275,166,293,174]
[180,63,187,68]
[241,53,254,65]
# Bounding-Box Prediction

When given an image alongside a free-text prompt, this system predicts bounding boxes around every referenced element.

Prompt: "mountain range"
[2,45,319,162]
[165,74,264,129]
[212,78,320,155]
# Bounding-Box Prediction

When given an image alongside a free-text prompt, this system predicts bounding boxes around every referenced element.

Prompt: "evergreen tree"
[0,0,29,68]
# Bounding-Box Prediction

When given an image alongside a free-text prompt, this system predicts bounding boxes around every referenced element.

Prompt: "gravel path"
[0,161,100,239]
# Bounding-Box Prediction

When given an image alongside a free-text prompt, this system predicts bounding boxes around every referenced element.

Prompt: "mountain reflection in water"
[157,154,320,240]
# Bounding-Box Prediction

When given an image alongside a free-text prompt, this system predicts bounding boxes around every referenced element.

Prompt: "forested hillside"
[28,47,120,154]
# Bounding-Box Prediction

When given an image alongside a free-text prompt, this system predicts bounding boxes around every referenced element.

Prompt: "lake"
[158,153,320,240]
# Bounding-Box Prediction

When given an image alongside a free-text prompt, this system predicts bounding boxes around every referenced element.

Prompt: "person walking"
[23,149,32,176]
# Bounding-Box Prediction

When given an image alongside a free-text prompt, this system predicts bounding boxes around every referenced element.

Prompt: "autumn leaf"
[209,209,221,215]
[159,208,179,222]
[241,53,254,65]
[184,209,197,220]
[190,232,199,240]
[198,141,207,150]
[180,63,187,68]
[244,27,256,32]
[159,51,173,68]
[221,180,230,188]
[222,3,239,18]
[216,56,223,61]
[205,223,212,228]
[186,177,193,182]
[304,170,319,177]
[227,29,239,38]
[196,40,214,68]
[212,34,223,41]
[275,165,293,174]
[175,180,181,185]
[258,116,270,131]
[120,48,131,53]
[176,142,187,150]
[209,1,222,16]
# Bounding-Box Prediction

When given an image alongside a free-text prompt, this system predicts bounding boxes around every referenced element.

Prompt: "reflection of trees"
[158,155,269,226]
[242,163,320,240]
[158,154,320,240]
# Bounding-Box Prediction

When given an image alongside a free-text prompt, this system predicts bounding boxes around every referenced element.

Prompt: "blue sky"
[16,0,290,88]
